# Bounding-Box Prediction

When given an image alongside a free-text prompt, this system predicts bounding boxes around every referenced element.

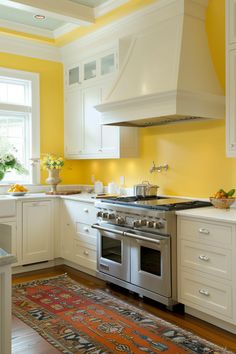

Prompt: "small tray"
[8,192,27,196]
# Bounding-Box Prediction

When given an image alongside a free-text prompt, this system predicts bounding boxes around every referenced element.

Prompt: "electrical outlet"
[91,175,95,183]
[120,176,125,186]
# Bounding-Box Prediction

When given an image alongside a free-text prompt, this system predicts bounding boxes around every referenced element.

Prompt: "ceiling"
[0,0,126,39]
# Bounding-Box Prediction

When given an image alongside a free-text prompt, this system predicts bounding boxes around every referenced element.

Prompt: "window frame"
[0,68,40,185]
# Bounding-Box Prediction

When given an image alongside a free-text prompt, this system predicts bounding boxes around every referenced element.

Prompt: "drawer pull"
[198,228,210,235]
[83,227,89,232]
[199,289,210,296]
[84,208,89,213]
[83,250,89,256]
[198,255,209,261]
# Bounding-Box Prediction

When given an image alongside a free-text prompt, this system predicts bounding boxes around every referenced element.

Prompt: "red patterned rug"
[12,274,231,353]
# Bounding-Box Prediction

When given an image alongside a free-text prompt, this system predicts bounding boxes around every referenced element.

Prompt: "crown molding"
[0,18,54,38]
[0,32,60,61]
[53,23,79,38]
[95,0,130,17]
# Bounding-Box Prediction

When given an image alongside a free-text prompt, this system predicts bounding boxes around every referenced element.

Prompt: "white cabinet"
[0,221,18,266]
[177,215,236,325]
[65,82,138,159]
[64,89,83,158]
[64,49,139,160]
[226,0,236,156]
[22,201,53,264]
[61,199,97,271]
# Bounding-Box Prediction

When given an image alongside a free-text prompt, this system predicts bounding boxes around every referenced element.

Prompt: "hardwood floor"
[12,265,236,353]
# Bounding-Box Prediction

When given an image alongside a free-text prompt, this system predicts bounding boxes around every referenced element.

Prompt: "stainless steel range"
[92,196,211,308]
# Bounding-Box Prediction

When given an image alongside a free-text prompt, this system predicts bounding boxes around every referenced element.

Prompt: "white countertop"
[0,248,17,266]
[0,192,96,203]
[176,206,236,223]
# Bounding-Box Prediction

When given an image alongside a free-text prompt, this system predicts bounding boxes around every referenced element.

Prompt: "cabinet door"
[82,86,102,155]
[65,65,81,89]
[0,222,18,266]
[64,89,83,158]
[60,200,77,261]
[100,82,119,157]
[229,0,236,44]
[227,49,236,157]
[22,201,53,264]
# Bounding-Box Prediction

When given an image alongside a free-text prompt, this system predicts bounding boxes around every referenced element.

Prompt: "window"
[0,68,40,184]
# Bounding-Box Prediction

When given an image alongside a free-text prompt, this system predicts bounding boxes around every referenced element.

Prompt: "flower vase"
[46,168,61,193]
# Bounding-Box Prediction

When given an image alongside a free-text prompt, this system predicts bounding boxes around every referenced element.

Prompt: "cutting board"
[46,190,81,195]
[95,194,119,199]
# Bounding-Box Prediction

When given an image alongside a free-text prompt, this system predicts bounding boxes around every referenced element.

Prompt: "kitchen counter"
[176,206,236,223]
[0,192,96,203]
[0,248,17,266]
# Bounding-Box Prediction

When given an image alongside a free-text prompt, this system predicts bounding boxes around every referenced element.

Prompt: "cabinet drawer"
[180,240,232,280]
[179,271,232,318]
[179,218,233,248]
[73,241,96,270]
[76,203,96,225]
[75,222,97,245]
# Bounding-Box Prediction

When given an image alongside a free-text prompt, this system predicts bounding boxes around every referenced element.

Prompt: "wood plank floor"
[12,265,236,353]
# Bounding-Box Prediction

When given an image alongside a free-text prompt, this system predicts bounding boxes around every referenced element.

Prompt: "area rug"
[12,274,232,354]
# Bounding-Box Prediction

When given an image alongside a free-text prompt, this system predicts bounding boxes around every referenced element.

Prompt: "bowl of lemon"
[8,184,28,196]
[210,188,235,209]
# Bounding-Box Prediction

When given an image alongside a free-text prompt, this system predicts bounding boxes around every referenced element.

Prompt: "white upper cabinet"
[226,0,236,156]
[229,0,236,44]
[64,48,139,160]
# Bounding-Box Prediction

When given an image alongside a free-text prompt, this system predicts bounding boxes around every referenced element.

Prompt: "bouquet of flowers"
[0,143,28,182]
[41,153,64,170]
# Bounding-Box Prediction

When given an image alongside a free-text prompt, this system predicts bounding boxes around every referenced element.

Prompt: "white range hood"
[95,0,225,127]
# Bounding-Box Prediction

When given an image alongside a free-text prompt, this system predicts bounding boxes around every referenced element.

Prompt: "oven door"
[128,231,171,297]
[93,223,130,282]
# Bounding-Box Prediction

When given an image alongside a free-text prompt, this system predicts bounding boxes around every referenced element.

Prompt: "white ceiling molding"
[94,0,130,18]
[3,0,95,25]
[0,32,60,61]
[0,18,54,38]
[53,23,79,39]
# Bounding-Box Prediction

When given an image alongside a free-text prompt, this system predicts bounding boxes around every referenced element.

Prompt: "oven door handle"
[124,231,161,245]
[92,223,124,237]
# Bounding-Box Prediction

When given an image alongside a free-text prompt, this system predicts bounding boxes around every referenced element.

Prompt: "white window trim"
[0,67,40,184]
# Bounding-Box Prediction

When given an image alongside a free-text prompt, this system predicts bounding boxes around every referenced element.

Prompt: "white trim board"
[0,33,60,62]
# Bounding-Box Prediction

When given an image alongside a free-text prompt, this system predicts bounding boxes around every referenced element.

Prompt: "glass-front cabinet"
[84,60,97,81]
[101,53,116,76]
[65,50,117,88]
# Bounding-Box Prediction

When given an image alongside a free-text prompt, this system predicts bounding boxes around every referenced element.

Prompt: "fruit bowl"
[7,191,28,196]
[209,197,235,209]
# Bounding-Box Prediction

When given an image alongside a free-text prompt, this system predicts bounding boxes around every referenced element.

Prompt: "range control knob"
[153,221,164,229]
[133,219,142,227]
[146,220,154,228]
[116,216,125,225]
[108,213,115,220]
[97,211,103,218]
[102,212,109,219]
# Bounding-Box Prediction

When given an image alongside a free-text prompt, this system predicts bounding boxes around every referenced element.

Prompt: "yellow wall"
[1,0,232,197]
[74,0,232,198]
[0,52,82,184]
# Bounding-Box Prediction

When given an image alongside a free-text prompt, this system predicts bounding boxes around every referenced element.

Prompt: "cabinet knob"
[198,255,209,261]
[83,250,89,256]
[83,208,89,213]
[83,227,89,232]
[199,289,210,297]
[98,149,102,152]
[198,228,210,235]
[66,223,70,226]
